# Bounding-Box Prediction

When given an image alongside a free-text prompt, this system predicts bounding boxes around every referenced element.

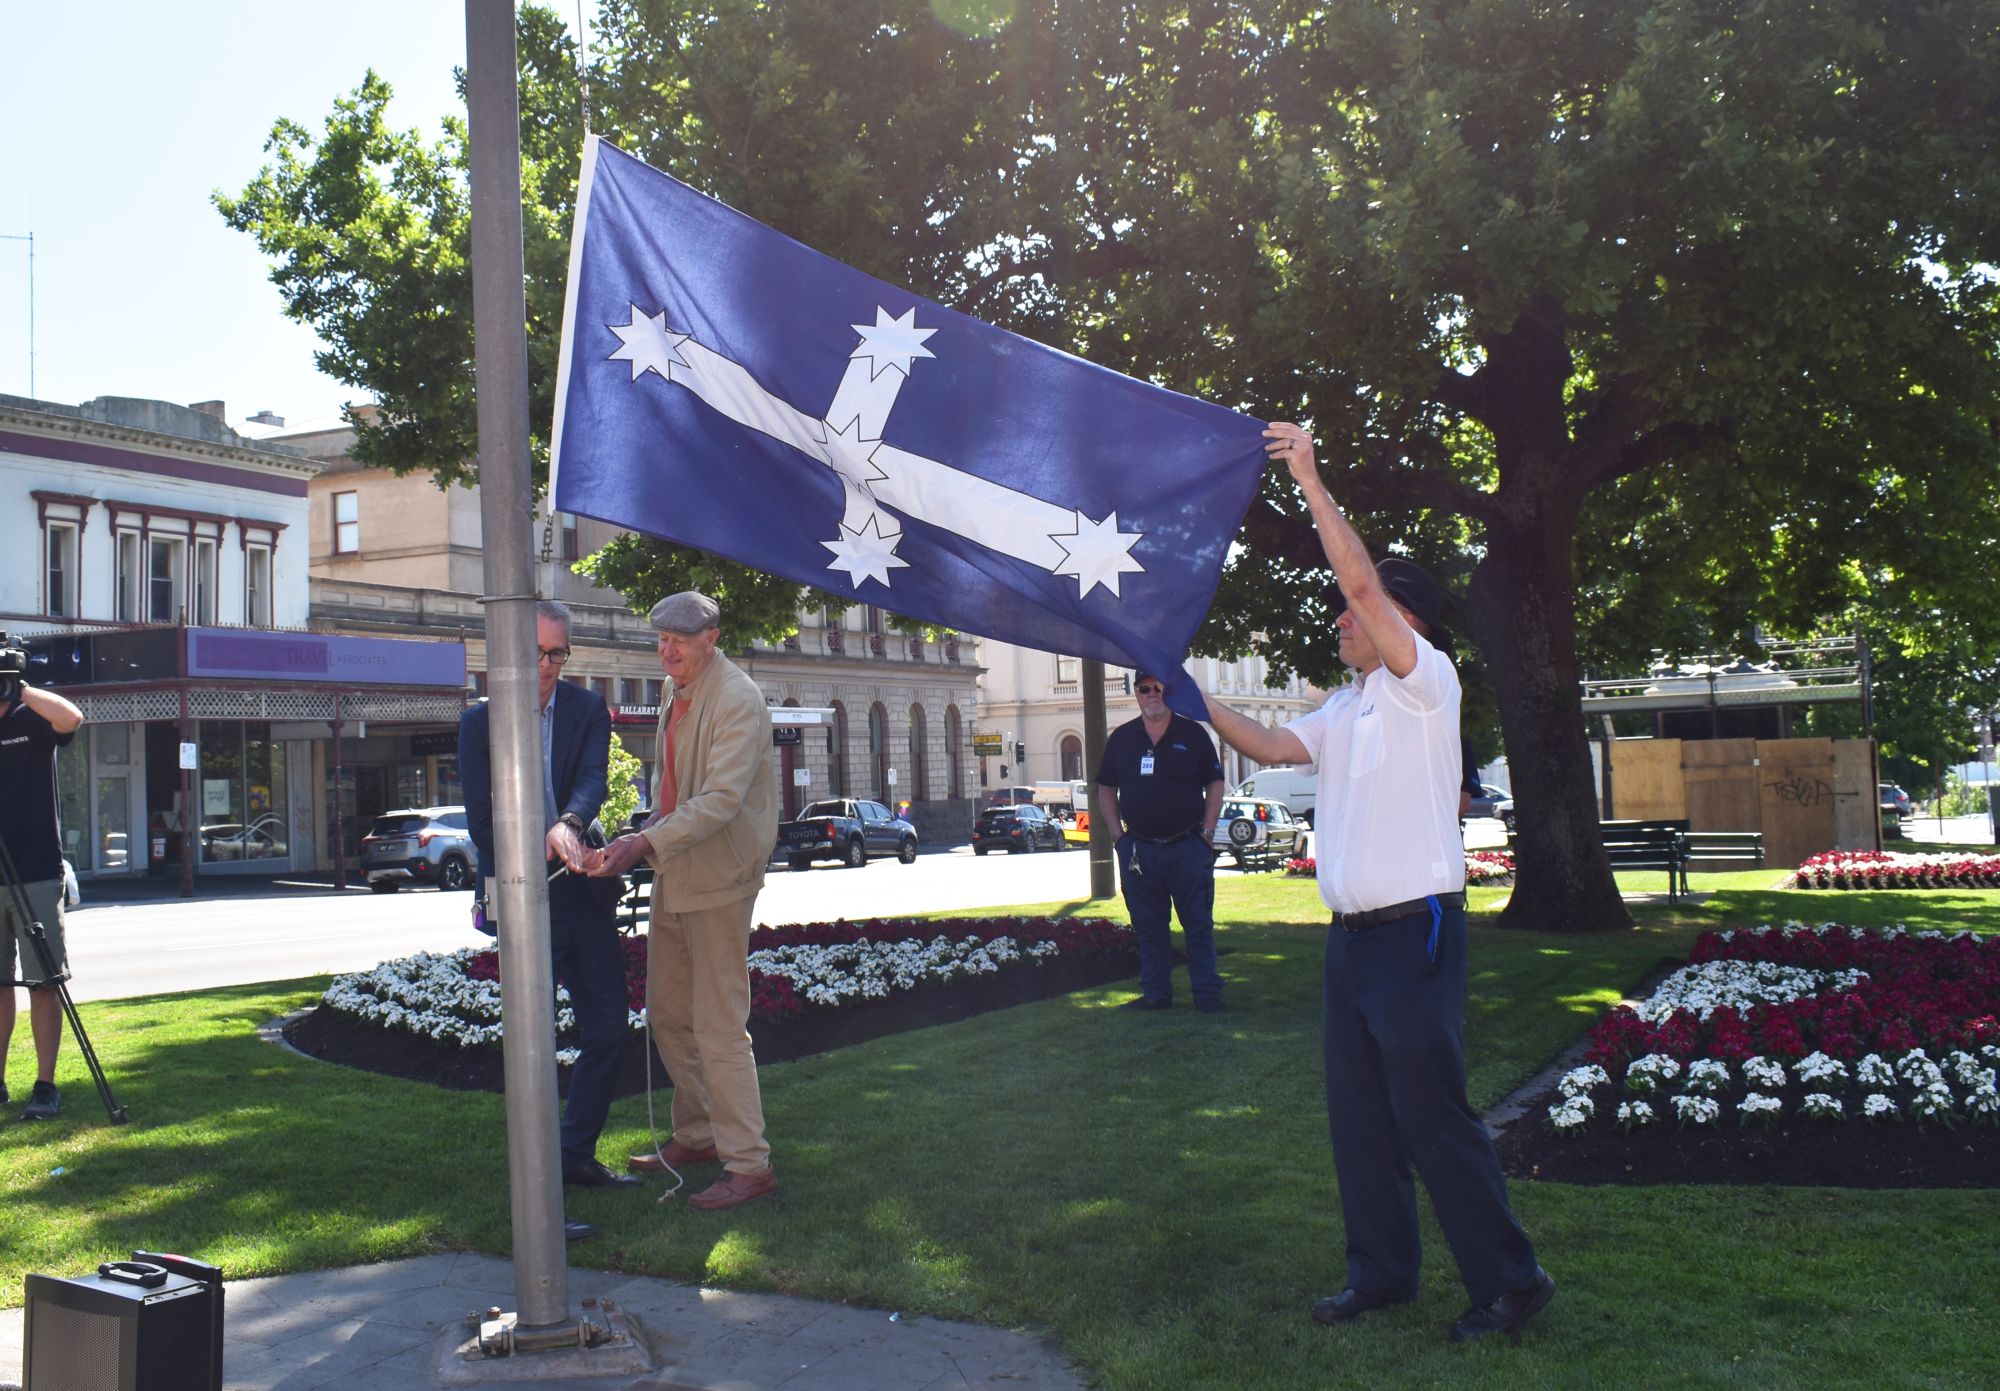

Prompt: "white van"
[1231,766,1318,827]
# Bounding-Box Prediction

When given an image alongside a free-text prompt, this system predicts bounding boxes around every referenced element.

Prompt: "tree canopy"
[222,0,2000,927]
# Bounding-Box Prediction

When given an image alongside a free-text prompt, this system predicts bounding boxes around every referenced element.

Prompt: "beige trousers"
[645,895,770,1174]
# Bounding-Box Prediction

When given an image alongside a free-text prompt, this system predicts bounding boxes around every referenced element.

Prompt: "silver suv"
[1210,797,1303,870]
[360,806,475,893]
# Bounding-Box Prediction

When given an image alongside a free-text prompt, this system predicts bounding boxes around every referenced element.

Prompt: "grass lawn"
[4,875,1996,1388]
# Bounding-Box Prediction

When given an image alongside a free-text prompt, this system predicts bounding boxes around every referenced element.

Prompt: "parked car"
[1465,782,1511,820]
[1229,767,1317,827]
[972,803,1066,854]
[1493,794,1517,834]
[199,813,289,862]
[359,806,475,892]
[1210,797,1304,870]
[1879,783,1913,819]
[779,798,919,869]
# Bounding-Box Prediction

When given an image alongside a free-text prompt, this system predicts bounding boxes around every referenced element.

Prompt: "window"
[148,536,185,623]
[45,522,77,617]
[645,678,663,705]
[115,531,142,621]
[1060,734,1083,782]
[592,677,614,701]
[333,491,359,554]
[193,537,218,624]
[469,670,488,697]
[1055,654,1079,685]
[561,512,579,561]
[620,677,642,705]
[245,544,272,627]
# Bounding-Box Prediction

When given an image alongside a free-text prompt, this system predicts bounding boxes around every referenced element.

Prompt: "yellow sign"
[972,733,1004,756]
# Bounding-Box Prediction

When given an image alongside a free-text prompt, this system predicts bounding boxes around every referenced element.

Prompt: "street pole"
[465,0,569,1330]
[1081,657,1114,900]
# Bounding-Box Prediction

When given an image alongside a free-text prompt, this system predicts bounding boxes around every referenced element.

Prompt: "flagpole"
[465,0,570,1330]
[1081,657,1115,899]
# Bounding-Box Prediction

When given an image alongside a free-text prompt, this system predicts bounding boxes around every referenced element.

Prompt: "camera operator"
[0,645,85,1122]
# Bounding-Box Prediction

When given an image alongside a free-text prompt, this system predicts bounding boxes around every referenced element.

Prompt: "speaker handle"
[98,1260,169,1288]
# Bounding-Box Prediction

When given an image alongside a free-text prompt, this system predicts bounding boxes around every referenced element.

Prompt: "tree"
[223,2,2000,929]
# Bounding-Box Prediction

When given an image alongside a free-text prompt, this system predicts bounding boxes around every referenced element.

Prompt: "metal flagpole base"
[438,1298,654,1382]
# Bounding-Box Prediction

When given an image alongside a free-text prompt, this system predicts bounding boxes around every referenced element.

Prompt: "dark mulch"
[1494,1080,2000,1189]
[283,950,1141,1097]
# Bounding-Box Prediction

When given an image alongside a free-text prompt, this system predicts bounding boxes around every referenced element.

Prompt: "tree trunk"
[1467,515,1633,933]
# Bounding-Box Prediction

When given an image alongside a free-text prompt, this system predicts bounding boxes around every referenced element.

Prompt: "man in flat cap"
[1203,424,1554,1344]
[589,591,781,1210]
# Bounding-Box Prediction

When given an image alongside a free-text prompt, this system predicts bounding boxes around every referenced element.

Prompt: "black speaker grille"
[27,1298,131,1390]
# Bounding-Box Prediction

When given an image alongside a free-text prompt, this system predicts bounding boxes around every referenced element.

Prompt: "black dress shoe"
[564,1217,596,1242]
[1450,1267,1555,1343]
[563,1157,644,1188]
[1311,1287,1414,1325]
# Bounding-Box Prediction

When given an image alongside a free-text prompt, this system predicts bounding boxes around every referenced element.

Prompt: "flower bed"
[1283,850,1514,885]
[312,916,1138,1064]
[1496,923,2000,1188]
[1791,849,2000,890]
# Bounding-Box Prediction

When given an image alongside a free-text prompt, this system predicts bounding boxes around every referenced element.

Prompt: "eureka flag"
[550,137,1268,716]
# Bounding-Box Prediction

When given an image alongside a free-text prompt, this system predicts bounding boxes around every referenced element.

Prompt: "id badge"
[1139,754,1156,777]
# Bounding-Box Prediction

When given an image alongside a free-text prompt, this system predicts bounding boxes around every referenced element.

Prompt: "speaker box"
[23,1254,223,1391]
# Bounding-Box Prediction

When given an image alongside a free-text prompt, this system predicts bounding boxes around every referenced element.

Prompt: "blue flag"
[551,137,1268,716]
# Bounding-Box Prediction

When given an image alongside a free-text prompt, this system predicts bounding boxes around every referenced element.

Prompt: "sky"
[0,3,585,433]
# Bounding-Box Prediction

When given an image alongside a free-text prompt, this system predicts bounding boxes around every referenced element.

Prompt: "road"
[59,819,1510,1004]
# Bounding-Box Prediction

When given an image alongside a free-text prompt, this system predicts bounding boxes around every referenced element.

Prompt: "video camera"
[0,630,29,703]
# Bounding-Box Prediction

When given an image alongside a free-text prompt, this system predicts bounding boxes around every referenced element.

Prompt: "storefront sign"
[410,730,459,757]
[612,704,660,725]
[773,726,802,747]
[186,629,466,686]
[202,779,232,816]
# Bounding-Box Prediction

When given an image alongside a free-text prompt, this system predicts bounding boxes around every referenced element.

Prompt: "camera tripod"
[0,832,127,1124]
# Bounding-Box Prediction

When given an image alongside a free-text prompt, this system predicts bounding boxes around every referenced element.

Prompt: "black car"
[972,804,1066,854]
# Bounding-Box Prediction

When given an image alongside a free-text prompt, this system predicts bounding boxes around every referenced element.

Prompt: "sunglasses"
[1135,682,1165,695]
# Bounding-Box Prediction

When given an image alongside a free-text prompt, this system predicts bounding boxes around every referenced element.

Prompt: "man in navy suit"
[460,600,640,1233]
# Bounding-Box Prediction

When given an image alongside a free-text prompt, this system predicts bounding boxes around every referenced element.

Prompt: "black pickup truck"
[778,798,920,870]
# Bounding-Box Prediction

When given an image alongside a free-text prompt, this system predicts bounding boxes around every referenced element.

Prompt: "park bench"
[1673,831,1765,895]
[1506,819,1764,903]
[614,864,654,937]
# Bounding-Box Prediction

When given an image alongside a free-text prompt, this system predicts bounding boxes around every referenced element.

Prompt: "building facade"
[2,394,466,885]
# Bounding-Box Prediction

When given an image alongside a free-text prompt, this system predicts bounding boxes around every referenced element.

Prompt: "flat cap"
[648,591,721,633]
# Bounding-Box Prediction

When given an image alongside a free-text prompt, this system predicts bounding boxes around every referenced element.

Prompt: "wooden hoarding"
[1753,737,1839,871]
[1607,738,1686,822]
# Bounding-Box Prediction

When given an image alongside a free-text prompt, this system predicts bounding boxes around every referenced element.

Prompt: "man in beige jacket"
[589,591,781,1210]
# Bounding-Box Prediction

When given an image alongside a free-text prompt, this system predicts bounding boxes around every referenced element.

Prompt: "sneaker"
[1194,997,1228,1015]
[21,1081,60,1121]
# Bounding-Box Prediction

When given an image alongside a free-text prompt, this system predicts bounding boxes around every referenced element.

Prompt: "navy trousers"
[548,871,627,1166]
[1322,902,1537,1305]
[1116,833,1223,1004]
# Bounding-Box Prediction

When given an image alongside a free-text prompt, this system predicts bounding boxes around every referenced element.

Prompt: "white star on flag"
[822,513,911,587]
[1052,510,1146,598]
[608,304,692,381]
[849,307,937,381]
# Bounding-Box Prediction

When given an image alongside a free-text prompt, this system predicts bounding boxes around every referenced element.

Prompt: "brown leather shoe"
[628,1137,720,1173]
[686,1167,779,1211]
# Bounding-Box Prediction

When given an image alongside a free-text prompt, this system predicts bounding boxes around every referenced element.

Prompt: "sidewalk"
[74,871,375,905]
[0,1252,1084,1391]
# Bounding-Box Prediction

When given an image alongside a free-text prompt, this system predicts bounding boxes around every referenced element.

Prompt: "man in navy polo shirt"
[1094,670,1226,1012]
[1204,422,1554,1345]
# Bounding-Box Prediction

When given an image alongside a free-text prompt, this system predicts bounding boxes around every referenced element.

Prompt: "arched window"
[1059,734,1083,782]
[944,704,963,799]
[869,701,889,801]
[907,703,929,803]
[829,701,849,798]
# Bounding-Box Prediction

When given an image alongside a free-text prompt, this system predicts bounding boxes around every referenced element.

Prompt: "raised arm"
[1264,422,1418,679]
[1206,697,1310,767]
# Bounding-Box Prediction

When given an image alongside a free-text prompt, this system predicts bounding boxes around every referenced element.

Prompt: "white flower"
[1800,1092,1844,1121]
[1625,1054,1682,1095]
[1910,1082,1957,1124]
[1685,1059,1732,1094]
[1547,1095,1594,1133]
[1558,1064,1611,1098]
[1797,1052,1848,1086]
[1738,1092,1783,1126]
[1742,1056,1787,1090]
[1672,1094,1721,1126]
[1616,1100,1655,1131]
[1856,1053,1897,1089]
[1965,1076,2000,1127]
[1632,959,1867,1023]
[1862,1093,1900,1122]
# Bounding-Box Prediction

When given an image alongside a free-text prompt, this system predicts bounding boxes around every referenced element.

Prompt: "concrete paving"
[0,1253,1086,1391]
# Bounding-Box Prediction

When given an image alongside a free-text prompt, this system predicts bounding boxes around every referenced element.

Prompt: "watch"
[558,812,586,834]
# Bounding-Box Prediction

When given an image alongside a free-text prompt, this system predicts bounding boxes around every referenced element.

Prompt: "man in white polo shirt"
[1204,421,1554,1345]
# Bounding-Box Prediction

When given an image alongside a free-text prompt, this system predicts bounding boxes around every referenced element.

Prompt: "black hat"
[1336,557,1450,648]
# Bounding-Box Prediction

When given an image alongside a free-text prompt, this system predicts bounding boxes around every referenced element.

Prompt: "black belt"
[1335,893,1465,932]
[1130,827,1201,846]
